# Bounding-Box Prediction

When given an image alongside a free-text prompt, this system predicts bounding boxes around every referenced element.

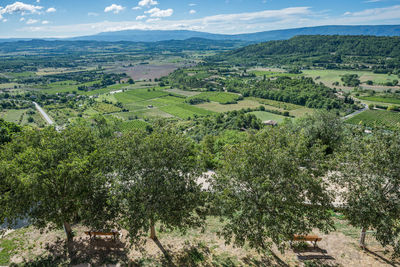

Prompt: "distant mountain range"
[1,25,400,43]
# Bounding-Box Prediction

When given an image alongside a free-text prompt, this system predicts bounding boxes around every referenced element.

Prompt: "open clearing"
[250,111,291,123]
[303,69,399,87]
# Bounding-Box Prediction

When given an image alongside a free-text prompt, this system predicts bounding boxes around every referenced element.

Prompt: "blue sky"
[1,0,400,38]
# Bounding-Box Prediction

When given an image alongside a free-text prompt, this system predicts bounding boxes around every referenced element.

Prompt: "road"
[343,103,368,120]
[33,101,54,125]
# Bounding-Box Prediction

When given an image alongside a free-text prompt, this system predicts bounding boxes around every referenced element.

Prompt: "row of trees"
[1,114,400,256]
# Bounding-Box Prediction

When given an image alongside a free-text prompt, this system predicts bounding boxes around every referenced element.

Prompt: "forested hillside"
[210,35,400,72]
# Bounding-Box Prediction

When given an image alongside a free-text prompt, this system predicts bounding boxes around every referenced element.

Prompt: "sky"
[1,0,400,38]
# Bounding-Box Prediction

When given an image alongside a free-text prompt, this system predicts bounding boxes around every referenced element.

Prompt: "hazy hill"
[209,35,400,70]
[69,25,400,42]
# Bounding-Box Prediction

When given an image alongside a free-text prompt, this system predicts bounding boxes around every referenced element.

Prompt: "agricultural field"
[346,109,400,129]
[187,91,242,104]
[357,96,400,105]
[303,69,399,87]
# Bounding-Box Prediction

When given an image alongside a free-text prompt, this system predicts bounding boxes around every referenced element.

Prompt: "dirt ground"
[4,218,400,266]
[124,64,178,81]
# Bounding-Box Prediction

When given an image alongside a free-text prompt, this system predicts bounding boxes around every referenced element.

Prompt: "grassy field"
[303,69,399,87]
[188,92,242,104]
[164,88,202,97]
[197,99,264,112]
[250,111,291,123]
[346,109,400,129]
[248,97,302,111]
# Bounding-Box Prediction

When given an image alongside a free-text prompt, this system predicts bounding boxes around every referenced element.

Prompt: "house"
[263,120,278,126]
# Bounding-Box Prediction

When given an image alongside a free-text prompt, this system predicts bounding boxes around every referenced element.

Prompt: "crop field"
[120,120,149,131]
[164,88,202,97]
[250,111,291,123]
[159,103,215,119]
[303,70,399,87]
[93,102,121,114]
[357,96,400,105]
[197,99,264,112]
[346,110,400,129]
[188,92,241,104]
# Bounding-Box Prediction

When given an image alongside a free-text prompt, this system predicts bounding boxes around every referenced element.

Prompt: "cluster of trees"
[2,112,400,256]
[341,74,361,87]
[237,76,357,111]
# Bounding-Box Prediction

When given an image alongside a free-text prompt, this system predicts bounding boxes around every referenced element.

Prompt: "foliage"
[0,125,117,240]
[290,111,345,154]
[212,127,334,252]
[332,129,400,257]
[211,35,400,71]
[341,74,360,87]
[110,127,206,243]
[0,118,20,145]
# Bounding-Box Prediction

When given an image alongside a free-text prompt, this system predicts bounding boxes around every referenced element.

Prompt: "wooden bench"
[291,234,322,248]
[85,231,119,241]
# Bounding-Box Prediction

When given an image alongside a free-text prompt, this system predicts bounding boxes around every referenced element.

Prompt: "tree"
[1,126,116,242]
[128,78,135,84]
[0,118,20,146]
[111,128,206,244]
[290,111,345,155]
[211,128,334,252]
[332,129,400,255]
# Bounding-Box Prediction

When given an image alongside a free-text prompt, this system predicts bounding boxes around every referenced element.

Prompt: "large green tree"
[333,129,400,255]
[111,128,206,244]
[212,127,334,252]
[1,125,116,241]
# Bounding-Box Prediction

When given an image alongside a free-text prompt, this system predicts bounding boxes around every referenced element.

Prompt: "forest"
[210,35,400,72]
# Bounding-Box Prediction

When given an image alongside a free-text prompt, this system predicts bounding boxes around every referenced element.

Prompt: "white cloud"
[136,15,147,20]
[88,12,99,16]
[46,7,56,13]
[42,20,49,24]
[189,9,196,14]
[0,2,43,17]
[12,5,400,38]
[189,3,196,6]
[138,0,158,7]
[132,7,142,10]
[20,17,25,21]
[26,18,38,24]
[104,4,125,14]
[146,18,160,23]
[145,7,173,18]
[2,19,8,22]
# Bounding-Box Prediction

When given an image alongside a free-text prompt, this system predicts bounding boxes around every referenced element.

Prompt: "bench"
[291,234,322,248]
[84,231,119,241]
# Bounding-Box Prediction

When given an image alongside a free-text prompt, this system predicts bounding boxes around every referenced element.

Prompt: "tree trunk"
[359,228,366,248]
[63,222,73,242]
[150,222,157,240]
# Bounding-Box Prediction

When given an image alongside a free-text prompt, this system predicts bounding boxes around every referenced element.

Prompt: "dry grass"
[1,217,399,266]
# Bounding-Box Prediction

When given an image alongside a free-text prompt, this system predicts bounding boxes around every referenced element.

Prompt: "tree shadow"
[292,243,336,263]
[363,248,400,267]
[13,236,130,266]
